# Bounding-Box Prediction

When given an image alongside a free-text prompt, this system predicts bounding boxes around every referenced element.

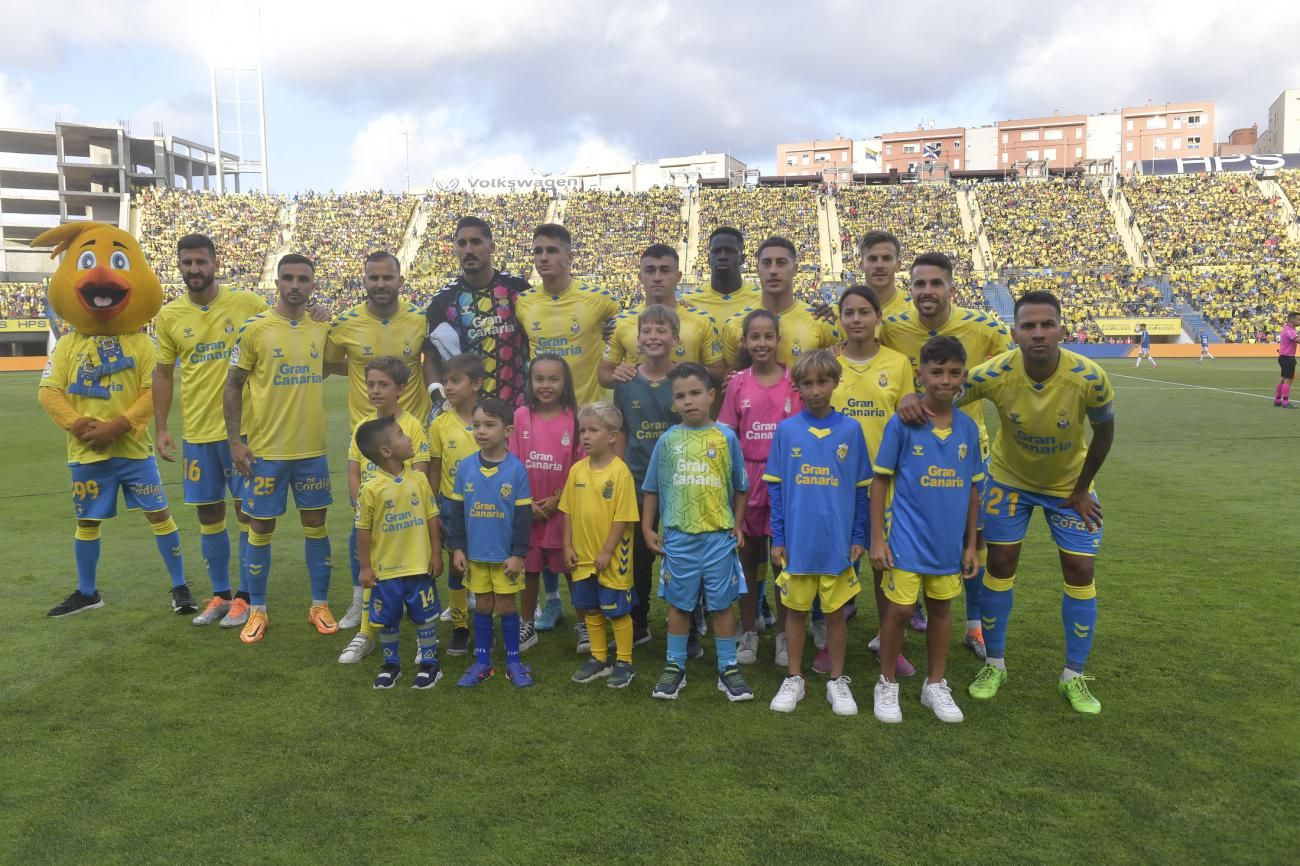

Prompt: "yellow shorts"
[883,569,961,606]
[776,567,861,613]
[466,560,524,596]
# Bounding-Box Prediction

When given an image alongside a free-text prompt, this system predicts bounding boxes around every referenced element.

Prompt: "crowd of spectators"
[977,179,1127,270]
[293,191,417,291]
[1124,173,1293,267]
[0,282,47,318]
[135,187,282,286]
[1005,270,1172,340]
[564,188,684,290]
[1170,266,1300,343]
[696,187,822,297]
[411,190,550,291]
[1278,170,1300,223]
[835,184,982,307]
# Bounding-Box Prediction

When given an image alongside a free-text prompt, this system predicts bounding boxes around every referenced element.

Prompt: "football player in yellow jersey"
[961,291,1115,715]
[857,230,914,321]
[224,254,336,644]
[323,251,431,429]
[678,227,762,325]
[338,356,432,665]
[599,243,726,388]
[831,284,920,676]
[886,252,1013,659]
[720,236,841,369]
[154,234,269,628]
[515,224,622,405]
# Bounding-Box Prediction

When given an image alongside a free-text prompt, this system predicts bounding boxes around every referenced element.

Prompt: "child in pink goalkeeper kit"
[508,353,583,651]
[718,308,801,666]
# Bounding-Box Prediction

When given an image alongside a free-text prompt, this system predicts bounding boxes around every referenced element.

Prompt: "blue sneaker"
[411,662,442,690]
[457,662,494,687]
[536,598,564,631]
[506,661,534,688]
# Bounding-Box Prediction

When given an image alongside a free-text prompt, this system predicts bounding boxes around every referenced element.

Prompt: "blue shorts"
[241,455,332,519]
[571,576,635,618]
[982,477,1102,556]
[658,527,745,612]
[181,440,246,505]
[370,575,440,627]
[70,457,168,520]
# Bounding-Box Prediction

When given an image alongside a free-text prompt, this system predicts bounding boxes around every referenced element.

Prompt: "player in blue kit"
[1197,332,1215,363]
[870,336,982,724]
[1134,323,1157,368]
[764,350,871,716]
[443,398,535,688]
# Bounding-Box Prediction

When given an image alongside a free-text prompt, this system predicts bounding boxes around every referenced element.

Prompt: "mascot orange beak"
[73,265,133,321]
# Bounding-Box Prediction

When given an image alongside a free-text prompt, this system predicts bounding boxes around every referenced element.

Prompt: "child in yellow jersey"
[561,402,640,689]
[426,353,485,656]
[832,284,919,678]
[354,416,443,689]
[338,357,431,665]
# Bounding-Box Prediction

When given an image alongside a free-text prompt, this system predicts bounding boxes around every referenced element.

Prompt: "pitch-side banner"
[1095,317,1182,336]
[0,318,50,333]
[1140,153,1300,175]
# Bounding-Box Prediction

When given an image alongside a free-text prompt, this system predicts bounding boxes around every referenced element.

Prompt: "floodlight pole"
[210,65,224,194]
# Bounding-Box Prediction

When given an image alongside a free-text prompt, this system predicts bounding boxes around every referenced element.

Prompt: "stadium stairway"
[1176,301,1223,341]
[1107,184,1152,267]
[680,188,695,270]
[817,193,836,278]
[547,196,564,225]
[824,192,843,277]
[396,197,428,272]
[959,188,994,272]
[1258,177,1300,245]
[260,201,294,286]
[981,280,1015,322]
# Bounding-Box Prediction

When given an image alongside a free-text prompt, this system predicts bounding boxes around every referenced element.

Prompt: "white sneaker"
[873,676,902,723]
[439,606,455,622]
[769,674,805,712]
[736,630,758,665]
[921,678,964,723]
[774,632,789,667]
[811,619,827,650]
[338,599,364,630]
[827,675,858,716]
[338,631,375,664]
[868,633,881,653]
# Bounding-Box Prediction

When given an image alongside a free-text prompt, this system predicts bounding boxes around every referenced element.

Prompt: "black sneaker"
[651,663,686,700]
[633,625,653,646]
[48,590,104,617]
[447,627,470,656]
[607,660,636,689]
[717,665,754,702]
[572,656,613,683]
[686,630,704,659]
[411,662,442,690]
[373,664,402,689]
[170,582,197,615]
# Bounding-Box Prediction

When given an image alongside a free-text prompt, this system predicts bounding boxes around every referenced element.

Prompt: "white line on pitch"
[1110,373,1275,400]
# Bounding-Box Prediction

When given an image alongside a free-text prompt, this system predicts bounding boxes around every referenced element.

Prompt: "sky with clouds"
[3,0,1298,193]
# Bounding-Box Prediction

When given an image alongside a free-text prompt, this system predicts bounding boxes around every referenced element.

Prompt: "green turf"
[0,359,1296,865]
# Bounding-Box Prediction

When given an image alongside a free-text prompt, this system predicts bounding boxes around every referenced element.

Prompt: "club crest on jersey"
[1057,411,1070,429]
[707,446,717,459]
[602,480,614,500]
[309,342,320,359]
[570,318,580,334]
[403,341,412,356]
[912,445,925,456]
[184,327,194,338]
[410,491,421,508]
[958,444,968,460]
[836,443,848,463]
[561,432,571,447]
[500,483,512,499]
[224,319,234,334]
[791,342,802,356]
[879,372,889,388]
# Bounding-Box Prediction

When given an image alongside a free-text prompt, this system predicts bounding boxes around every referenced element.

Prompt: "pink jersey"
[1280,324,1298,357]
[508,406,582,550]
[719,367,802,464]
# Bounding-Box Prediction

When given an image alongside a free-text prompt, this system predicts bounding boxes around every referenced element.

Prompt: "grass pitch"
[0,359,1296,865]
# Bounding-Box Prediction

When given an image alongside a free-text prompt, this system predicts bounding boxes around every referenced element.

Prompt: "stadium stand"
[410,190,549,291]
[1005,270,1171,341]
[977,179,1127,270]
[0,282,47,318]
[563,188,684,304]
[408,191,475,285]
[1170,266,1300,343]
[835,184,982,307]
[293,191,417,300]
[696,186,822,299]
[135,187,282,286]
[1277,169,1300,216]
[1123,173,1294,267]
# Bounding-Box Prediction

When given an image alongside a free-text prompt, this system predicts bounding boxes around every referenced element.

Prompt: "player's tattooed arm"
[224,367,254,476]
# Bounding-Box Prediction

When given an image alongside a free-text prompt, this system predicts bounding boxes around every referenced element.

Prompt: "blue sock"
[542,568,560,596]
[502,612,521,664]
[74,529,101,596]
[246,534,272,606]
[417,621,438,664]
[154,529,187,588]
[755,577,767,612]
[715,635,738,671]
[236,530,249,596]
[964,566,983,625]
[380,625,400,668]
[201,527,232,595]
[666,632,688,667]
[348,526,360,587]
[304,532,331,603]
[1062,586,1098,673]
[980,574,1015,659]
[473,612,493,665]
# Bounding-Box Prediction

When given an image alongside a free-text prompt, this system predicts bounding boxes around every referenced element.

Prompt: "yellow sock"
[611,614,633,664]
[361,586,376,638]
[585,611,608,662]
[450,587,468,630]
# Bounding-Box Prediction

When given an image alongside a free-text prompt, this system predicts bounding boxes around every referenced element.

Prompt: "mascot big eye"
[33,221,191,619]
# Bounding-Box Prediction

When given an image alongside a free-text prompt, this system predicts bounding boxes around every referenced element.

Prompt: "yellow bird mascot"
[34,221,196,617]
